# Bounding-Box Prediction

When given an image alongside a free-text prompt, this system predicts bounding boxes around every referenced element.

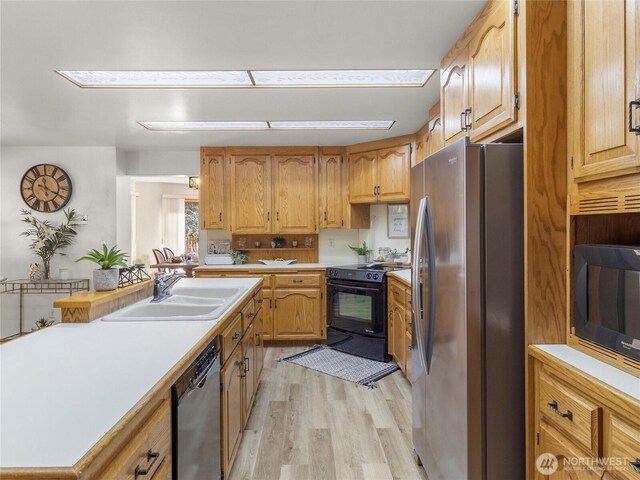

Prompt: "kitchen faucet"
[152,272,183,302]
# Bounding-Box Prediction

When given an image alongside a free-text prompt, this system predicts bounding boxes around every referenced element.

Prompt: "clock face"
[20,164,72,212]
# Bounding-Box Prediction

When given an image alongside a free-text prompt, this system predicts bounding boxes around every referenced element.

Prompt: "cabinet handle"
[257,298,263,304]
[269,299,273,308]
[547,400,573,421]
[629,458,640,473]
[274,299,278,309]
[247,312,254,318]
[219,212,223,222]
[460,111,466,131]
[629,98,640,134]
[244,356,250,373]
[293,279,303,283]
[267,212,270,221]
[373,186,376,196]
[276,211,279,221]
[255,332,260,346]
[324,211,327,221]
[134,449,160,479]
[464,108,472,130]
[232,332,240,340]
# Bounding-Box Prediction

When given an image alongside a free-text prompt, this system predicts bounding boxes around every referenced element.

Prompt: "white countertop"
[387,269,412,285]
[196,262,334,270]
[534,344,640,401]
[0,277,261,469]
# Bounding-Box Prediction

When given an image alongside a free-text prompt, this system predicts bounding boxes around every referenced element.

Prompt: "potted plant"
[272,236,286,248]
[230,250,248,265]
[348,241,373,264]
[20,208,82,279]
[77,244,128,291]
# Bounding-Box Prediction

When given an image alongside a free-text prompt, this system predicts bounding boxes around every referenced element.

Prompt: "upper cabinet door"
[319,155,344,228]
[377,145,411,202]
[570,0,640,181]
[428,114,443,156]
[441,46,470,145]
[200,153,226,230]
[230,155,272,233]
[415,127,429,166]
[348,150,378,203]
[273,155,317,233]
[468,0,517,141]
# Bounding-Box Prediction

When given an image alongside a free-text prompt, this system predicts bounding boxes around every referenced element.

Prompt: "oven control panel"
[327,267,386,284]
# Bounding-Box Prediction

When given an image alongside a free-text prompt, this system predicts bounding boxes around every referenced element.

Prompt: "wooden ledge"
[53,280,153,309]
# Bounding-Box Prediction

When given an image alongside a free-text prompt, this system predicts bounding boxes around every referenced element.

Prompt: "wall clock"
[20,164,72,212]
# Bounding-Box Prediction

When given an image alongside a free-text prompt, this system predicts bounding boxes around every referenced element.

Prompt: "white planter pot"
[357,255,367,265]
[93,268,119,291]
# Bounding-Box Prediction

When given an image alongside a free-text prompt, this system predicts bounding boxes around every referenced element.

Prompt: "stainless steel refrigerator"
[410,138,524,480]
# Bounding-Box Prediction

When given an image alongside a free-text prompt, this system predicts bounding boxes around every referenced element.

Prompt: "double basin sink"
[102,284,247,322]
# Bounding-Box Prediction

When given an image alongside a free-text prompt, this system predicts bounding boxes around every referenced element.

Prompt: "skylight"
[56,70,434,88]
[268,120,394,130]
[137,121,395,131]
[56,71,253,88]
[138,121,269,131]
[251,70,434,87]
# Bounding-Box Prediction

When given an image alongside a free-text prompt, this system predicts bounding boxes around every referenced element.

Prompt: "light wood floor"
[228,346,428,480]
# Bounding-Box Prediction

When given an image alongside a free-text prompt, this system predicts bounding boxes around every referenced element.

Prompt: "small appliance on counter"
[326,262,409,361]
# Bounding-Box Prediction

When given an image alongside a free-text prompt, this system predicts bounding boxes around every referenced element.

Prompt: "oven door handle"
[326,283,380,294]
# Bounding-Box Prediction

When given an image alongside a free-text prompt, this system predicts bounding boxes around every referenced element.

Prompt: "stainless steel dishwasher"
[172,337,221,480]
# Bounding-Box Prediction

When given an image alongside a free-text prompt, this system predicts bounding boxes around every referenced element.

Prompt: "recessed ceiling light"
[56,71,252,88]
[56,69,434,88]
[251,70,434,87]
[268,120,394,130]
[138,121,269,131]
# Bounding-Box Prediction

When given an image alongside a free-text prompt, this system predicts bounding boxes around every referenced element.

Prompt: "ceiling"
[0,1,485,152]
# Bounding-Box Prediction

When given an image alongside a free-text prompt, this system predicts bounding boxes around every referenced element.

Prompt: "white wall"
[125,150,199,176]
[0,147,117,337]
[318,229,360,264]
[116,149,132,257]
[359,204,411,260]
[132,181,196,266]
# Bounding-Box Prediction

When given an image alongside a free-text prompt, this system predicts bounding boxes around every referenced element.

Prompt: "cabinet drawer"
[273,274,321,288]
[539,367,601,455]
[390,283,404,305]
[102,398,171,479]
[607,415,640,480]
[221,313,243,364]
[241,298,255,333]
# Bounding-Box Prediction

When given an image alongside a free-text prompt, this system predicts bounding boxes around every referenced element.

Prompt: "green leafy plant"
[33,317,55,330]
[77,244,128,270]
[348,241,373,256]
[230,249,248,264]
[272,236,286,247]
[20,208,82,279]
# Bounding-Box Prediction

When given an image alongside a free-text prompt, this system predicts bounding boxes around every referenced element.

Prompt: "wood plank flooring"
[228,346,428,480]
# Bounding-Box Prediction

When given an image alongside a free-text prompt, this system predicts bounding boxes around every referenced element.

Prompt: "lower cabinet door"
[254,309,264,385]
[241,322,256,424]
[273,289,322,339]
[537,421,602,480]
[262,288,274,340]
[221,346,244,475]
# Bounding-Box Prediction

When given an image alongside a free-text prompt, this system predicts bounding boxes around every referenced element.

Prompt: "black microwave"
[574,244,640,361]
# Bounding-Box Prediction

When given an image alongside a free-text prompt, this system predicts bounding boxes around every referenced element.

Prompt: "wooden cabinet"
[440,0,518,145]
[568,0,640,183]
[319,154,344,228]
[528,347,640,480]
[348,144,411,204]
[428,111,443,156]
[221,344,244,475]
[441,46,470,145]
[348,150,378,203]
[273,155,317,233]
[273,289,322,339]
[537,421,602,480]
[196,269,326,342]
[200,153,226,229]
[468,0,517,140]
[229,155,272,234]
[387,276,412,378]
[415,123,430,166]
[241,321,256,422]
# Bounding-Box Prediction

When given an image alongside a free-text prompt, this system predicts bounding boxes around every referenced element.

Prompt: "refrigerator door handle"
[423,196,437,373]
[412,197,428,373]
